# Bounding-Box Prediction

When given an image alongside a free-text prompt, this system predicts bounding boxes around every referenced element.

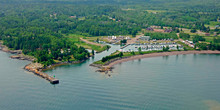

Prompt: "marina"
[120,42,182,52]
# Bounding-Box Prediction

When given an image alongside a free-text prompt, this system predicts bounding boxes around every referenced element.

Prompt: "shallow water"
[0,46,220,110]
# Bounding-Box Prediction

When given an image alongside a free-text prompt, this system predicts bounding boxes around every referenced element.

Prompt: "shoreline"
[91,50,220,72]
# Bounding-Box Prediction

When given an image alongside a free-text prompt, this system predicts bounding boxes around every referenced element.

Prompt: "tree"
[131,51,135,55]
[183,47,187,51]
[119,52,123,58]
[166,46,169,51]
[176,28,180,33]
[163,46,169,51]
[176,45,179,50]
[179,33,190,40]
[138,47,142,54]
[132,30,137,37]
[92,49,95,55]
[190,28,197,33]
[120,39,127,45]
[96,38,99,43]
[193,35,205,43]
[196,43,208,50]
[67,56,71,62]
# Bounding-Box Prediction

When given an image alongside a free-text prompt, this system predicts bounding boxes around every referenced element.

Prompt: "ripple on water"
[0,50,220,110]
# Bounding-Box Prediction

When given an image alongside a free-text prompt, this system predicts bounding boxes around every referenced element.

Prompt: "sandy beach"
[104,50,220,68]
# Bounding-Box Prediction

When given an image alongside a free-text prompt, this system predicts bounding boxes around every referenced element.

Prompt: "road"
[80,38,103,47]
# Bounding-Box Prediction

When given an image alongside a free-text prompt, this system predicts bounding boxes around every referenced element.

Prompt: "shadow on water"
[162,55,169,60]
[138,59,141,63]
[175,54,179,60]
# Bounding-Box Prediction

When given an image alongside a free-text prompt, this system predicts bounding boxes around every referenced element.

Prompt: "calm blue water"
[0,46,220,110]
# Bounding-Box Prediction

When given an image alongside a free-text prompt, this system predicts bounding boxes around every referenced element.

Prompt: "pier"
[24,63,59,84]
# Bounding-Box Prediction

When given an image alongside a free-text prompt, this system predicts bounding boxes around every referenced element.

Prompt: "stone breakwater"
[24,60,86,84]
[1,41,89,84]
[24,63,59,84]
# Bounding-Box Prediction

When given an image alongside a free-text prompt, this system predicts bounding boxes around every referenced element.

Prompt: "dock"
[24,63,59,84]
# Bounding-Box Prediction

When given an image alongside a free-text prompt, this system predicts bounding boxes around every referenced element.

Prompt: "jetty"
[24,63,59,84]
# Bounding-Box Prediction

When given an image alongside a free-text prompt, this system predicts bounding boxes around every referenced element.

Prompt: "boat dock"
[24,63,59,84]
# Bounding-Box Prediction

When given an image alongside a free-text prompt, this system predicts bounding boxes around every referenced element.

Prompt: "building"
[164,29,173,33]
[146,27,154,31]
[188,41,193,44]
[112,36,117,40]
[70,16,76,18]
[205,33,210,36]
[125,37,131,40]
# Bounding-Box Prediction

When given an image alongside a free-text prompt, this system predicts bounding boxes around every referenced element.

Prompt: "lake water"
[0,46,220,110]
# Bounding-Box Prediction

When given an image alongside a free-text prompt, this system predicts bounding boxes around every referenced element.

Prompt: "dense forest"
[0,0,220,65]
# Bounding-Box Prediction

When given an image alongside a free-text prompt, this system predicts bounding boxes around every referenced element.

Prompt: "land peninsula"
[0,0,220,82]
[0,37,109,84]
[91,50,220,73]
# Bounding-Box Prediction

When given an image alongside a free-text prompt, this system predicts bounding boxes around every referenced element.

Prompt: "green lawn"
[204,36,214,42]
[66,34,110,52]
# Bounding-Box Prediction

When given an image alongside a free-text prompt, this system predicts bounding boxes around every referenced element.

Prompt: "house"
[119,36,124,39]
[70,16,76,18]
[125,37,131,40]
[146,27,154,31]
[215,25,220,28]
[164,29,173,33]
[205,33,210,36]
[188,41,193,44]
[112,36,117,40]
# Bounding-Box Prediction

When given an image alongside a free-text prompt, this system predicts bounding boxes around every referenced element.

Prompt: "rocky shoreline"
[0,42,35,61]
[1,42,88,84]
[90,56,130,74]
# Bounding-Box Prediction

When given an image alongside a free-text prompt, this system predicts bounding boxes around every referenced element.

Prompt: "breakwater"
[24,63,59,84]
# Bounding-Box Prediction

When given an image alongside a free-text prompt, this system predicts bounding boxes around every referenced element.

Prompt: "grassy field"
[66,34,110,52]
[176,41,194,50]
[205,21,220,29]
[204,36,214,42]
